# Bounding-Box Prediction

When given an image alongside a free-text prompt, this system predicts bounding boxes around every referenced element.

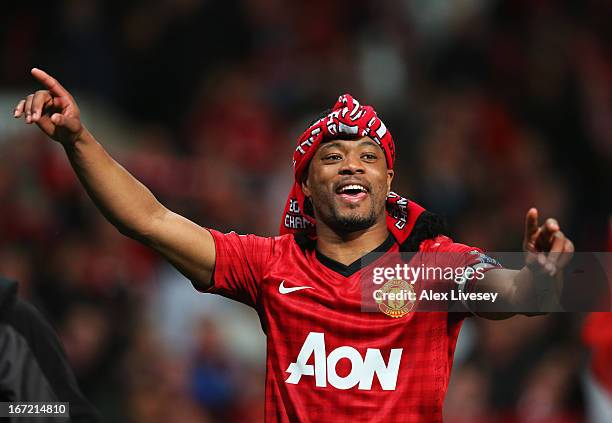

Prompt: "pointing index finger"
[524,208,539,240]
[31,68,70,98]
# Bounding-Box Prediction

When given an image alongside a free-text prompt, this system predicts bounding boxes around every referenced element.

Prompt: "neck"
[315,218,390,266]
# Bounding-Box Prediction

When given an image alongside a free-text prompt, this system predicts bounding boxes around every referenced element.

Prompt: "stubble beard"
[329,207,378,232]
[316,195,383,233]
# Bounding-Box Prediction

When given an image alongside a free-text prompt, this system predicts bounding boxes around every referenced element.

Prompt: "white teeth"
[339,184,367,193]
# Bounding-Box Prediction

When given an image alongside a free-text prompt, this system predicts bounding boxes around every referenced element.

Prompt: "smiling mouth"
[335,184,369,203]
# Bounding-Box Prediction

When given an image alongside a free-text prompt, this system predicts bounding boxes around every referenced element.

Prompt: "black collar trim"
[315,234,396,277]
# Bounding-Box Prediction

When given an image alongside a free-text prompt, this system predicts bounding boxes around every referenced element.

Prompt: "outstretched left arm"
[466,208,575,319]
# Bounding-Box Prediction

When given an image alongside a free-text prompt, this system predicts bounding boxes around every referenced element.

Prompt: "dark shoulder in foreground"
[0,277,100,422]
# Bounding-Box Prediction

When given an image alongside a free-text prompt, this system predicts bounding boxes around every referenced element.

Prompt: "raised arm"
[14,68,215,290]
[467,208,574,319]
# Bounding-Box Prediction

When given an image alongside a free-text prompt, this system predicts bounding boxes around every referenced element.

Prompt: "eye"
[361,152,378,161]
[323,153,343,161]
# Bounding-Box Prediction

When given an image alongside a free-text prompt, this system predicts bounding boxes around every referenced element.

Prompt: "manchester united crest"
[375,279,416,318]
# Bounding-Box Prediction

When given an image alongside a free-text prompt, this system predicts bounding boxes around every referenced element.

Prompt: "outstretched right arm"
[14,68,216,290]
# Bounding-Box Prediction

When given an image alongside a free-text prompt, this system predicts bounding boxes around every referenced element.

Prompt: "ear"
[386,169,394,195]
[301,178,312,197]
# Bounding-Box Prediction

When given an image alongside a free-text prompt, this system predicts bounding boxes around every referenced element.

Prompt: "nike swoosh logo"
[278,280,314,295]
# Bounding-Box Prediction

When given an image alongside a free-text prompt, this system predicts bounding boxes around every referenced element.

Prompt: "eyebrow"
[359,140,382,150]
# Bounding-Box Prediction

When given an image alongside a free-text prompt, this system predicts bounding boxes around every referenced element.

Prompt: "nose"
[338,152,364,175]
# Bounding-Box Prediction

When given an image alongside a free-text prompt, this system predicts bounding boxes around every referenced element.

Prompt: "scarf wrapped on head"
[280,94,425,245]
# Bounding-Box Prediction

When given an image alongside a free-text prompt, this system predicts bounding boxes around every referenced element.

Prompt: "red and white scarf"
[280,94,425,244]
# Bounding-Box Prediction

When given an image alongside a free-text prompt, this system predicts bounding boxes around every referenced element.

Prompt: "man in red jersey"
[15,69,574,422]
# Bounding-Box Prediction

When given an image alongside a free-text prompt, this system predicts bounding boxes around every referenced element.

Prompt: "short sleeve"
[419,236,503,314]
[204,229,274,307]
[445,243,502,273]
[422,236,502,273]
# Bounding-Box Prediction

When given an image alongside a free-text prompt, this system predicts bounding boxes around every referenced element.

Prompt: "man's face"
[302,136,394,233]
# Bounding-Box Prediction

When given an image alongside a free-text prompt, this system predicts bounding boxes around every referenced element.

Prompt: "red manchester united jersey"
[204,230,498,423]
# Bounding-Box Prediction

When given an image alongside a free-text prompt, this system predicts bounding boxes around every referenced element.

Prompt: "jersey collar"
[315,233,396,277]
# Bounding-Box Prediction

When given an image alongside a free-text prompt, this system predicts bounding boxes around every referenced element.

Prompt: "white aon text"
[285,332,403,391]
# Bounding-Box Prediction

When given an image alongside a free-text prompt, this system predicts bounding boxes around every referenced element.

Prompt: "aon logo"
[285,332,403,391]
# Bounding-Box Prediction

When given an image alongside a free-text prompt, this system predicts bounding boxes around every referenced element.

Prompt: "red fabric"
[583,312,612,395]
[582,223,612,395]
[205,229,496,423]
[280,94,425,243]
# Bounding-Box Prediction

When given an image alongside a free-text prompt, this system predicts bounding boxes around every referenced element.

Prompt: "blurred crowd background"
[1,0,611,422]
